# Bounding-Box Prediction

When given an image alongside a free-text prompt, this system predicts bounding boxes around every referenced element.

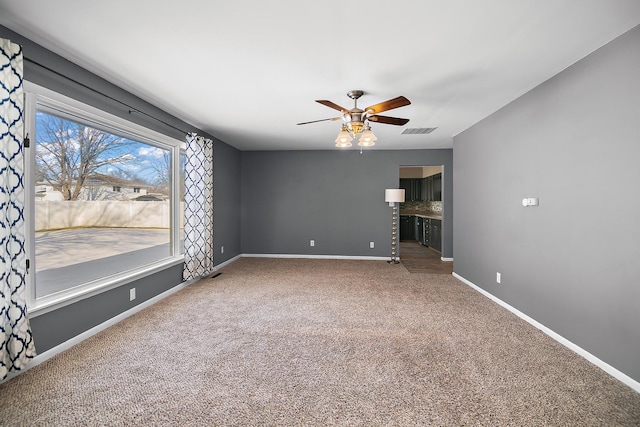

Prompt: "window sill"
[29,256,185,317]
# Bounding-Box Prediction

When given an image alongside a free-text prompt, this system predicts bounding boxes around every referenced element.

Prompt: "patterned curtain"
[1,38,36,380]
[183,133,214,280]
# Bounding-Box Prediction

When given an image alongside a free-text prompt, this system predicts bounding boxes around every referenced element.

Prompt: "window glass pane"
[34,110,173,298]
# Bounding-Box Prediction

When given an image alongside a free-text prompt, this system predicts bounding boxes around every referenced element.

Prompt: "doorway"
[398,166,447,269]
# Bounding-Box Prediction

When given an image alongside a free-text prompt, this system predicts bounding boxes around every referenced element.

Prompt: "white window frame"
[24,82,185,316]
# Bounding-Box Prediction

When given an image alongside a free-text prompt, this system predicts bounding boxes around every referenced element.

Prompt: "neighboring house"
[80,174,152,201]
[35,174,167,202]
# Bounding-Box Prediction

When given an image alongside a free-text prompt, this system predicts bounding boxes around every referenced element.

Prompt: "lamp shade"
[358,125,377,147]
[335,125,353,147]
[385,189,405,204]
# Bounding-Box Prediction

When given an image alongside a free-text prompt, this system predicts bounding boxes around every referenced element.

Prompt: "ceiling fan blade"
[316,100,350,114]
[368,115,410,126]
[297,117,341,125]
[365,96,411,114]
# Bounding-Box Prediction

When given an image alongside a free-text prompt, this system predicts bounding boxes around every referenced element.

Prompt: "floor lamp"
[385,189,405,264]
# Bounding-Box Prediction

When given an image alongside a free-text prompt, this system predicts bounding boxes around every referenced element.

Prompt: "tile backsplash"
[399,201,442,215]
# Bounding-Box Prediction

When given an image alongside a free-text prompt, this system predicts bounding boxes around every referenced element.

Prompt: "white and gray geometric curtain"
[0,38,36,380]
[183,133,214,280]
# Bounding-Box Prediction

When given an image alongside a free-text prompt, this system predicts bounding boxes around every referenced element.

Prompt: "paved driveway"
[35,228,178,297]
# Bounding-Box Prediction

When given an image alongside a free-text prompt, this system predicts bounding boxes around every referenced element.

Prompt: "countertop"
[400,212,442,220]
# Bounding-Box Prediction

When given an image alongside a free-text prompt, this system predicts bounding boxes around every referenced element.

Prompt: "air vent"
[401,127,437,135]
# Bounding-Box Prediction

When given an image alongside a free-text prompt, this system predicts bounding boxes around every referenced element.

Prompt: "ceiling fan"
[297,90,411,147]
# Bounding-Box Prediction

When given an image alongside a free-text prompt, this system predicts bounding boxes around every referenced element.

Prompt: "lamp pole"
[385,189,405,264]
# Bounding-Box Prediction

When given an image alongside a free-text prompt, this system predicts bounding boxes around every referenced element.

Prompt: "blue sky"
[35,110,173,185]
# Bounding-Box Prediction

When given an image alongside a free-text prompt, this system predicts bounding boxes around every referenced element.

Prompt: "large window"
[25,83,184,312]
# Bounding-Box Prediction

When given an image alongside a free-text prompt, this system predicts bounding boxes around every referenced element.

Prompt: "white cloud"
[138,146,166,158]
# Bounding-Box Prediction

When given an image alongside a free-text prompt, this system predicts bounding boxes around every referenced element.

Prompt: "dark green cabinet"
[399,178,422,202]
[399,179,411,200]
[423,173,442,201]
[421,177,430,201]
[400,216,415,240]
[432,173,442,201]
[401,215,442,252]
[419,217,429,246]
[401,173,441,202]
[413,179,422,201]
[429,219,442,252]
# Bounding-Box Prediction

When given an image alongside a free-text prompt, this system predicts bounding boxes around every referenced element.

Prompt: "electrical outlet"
[310,240,315,247]
[370,241,375,249]
[221,246,224,254]
[522,197,540,207]
[496,272,501,284]
[129,288,136,301]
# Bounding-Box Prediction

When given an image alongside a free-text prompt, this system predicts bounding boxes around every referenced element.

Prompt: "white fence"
[35,200,174,231]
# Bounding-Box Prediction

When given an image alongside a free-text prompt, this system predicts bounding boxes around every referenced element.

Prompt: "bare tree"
[150,150,171,195]
[145,150,186,199]
[35,113,134,200]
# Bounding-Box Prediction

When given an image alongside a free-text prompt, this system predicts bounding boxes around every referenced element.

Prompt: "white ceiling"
[1,1,639,151]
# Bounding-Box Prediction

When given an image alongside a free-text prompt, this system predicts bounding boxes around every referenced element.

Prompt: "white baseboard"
[452,272,640,394]
[242,253,390,261]
[441,257,454,262]
[215,254,242,270]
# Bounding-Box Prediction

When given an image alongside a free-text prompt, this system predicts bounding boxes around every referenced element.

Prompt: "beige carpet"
[1,258,639,426]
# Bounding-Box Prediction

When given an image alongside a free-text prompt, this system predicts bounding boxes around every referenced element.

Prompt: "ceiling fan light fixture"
[347,121,364,137]
[357,140,375,147]
[335,140,353,148]
[335,125,353,147]
[358,125,377,147]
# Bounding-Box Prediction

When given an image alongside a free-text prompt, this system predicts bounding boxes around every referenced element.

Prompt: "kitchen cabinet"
[399,179,411,200]
[432,173,442,201]
[399,178,422,202]
[429,219,442,253]
[400,215,415,240]
[413,179,422,201]
[401,215,441,251]
[402,173,442,202]
[421,177,430,201]
[420,173,442,201]
[419,217,429,246]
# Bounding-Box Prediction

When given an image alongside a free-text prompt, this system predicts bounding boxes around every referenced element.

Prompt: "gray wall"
[214,141,242,263]
[1,25,242,353]
[241,149,453,258]
[453,25,640,382]
[30,264,183,352]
